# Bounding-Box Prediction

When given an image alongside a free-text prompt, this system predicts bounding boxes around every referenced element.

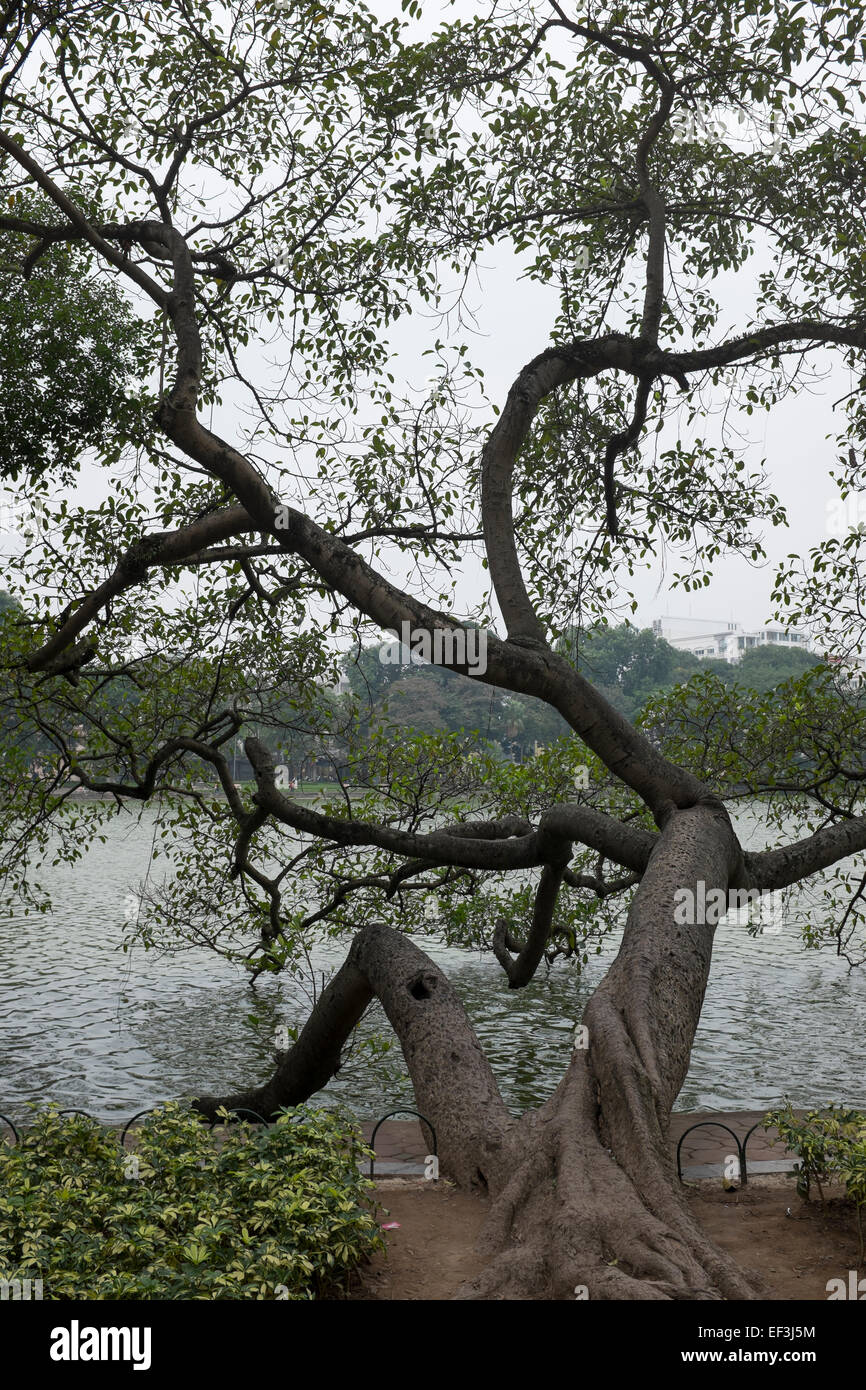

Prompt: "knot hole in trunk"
[408,970,438,1000]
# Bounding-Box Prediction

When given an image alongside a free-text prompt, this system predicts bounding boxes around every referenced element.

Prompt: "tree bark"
[194,922,512,1189]
[455,798,759,1299]
[195,799,763,1299]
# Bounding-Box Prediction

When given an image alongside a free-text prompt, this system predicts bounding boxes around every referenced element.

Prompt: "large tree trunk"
[195,800,761,1299]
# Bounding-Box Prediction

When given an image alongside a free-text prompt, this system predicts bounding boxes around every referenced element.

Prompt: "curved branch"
[24,507,255,674]
[248,737,659,872]
[564,866,640,896]
[634,88,674,343]
[603,374,653,538]
[652,317,866,376]
[539,802,656,873]
[246,737,540,870]
[492,861,569,988]
[194,920,512,1187]
[0,133,168,306]
[481,333,641,644]
[546,7,676,341]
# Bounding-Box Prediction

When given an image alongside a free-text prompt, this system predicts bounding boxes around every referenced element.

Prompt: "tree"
[3,0,866,1300]
[568,622,700,717]
[576,625,821,712]
[0,192,149,487]
[730,642,820,694]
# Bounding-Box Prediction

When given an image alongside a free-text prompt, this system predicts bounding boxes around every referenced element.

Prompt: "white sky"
[407,243,850,639]
[1,0,859,654]
[370,1,858,643]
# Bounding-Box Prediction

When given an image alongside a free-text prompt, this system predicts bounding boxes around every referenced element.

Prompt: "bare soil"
[684,1174,863,1300]
[342,1174,864,1301]
[346,1179,488,1300]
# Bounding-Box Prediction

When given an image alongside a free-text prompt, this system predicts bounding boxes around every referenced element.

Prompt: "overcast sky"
[399,242,851,641]
[1,0,858,655]
[367,1,857,646]
[377,2,860,647]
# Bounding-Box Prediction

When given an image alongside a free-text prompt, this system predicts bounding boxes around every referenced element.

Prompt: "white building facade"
[652,620,810,664]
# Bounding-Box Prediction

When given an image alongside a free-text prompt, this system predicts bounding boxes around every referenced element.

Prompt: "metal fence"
[0,1103,439,1177]
[675,1118,778,1185]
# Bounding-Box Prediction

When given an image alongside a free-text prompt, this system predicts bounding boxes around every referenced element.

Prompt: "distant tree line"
[0,589,824,776]
[340,623,822,759]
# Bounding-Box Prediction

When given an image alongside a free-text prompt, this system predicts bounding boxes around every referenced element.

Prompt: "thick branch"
[746,816,866,891]
[0,134,168,306]
[540,802,656,872]
[246,737,540,870]
[194,921,512,1186]
[655,318,866,375]
[481,334,646,644]
[492,861,569,988]
[248,736,659,873]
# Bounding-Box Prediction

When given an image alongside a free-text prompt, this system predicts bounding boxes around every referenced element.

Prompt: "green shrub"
[0,1102,383,1299]
[764,1102,866,1260]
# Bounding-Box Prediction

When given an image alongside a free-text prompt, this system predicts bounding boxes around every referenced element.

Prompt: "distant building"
[652,619,810,664]
[821,651,866,681]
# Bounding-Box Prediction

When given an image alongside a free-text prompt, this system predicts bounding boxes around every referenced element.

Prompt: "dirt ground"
[684,1174,863,1300]
[343,1174,864,1300]
[346,1179,489,1299]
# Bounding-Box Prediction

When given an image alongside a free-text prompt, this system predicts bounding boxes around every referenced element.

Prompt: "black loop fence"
[741,1119,768,1163]
[120,1108,164,1147]
[0,1112,20,1145]
[0,1103,274,1150]
[676,1122,744,1184]
[207,1108,271,1130]
[0,1105,791,1187]
[675,1118,789,1186]
[1,1102,425,1173]
[368,1108,437,1179]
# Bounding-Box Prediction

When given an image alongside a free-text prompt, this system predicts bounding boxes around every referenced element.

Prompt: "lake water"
[1,800,864,1127]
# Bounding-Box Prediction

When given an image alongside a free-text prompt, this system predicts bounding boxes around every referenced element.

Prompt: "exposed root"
[458,1077,762,1301]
